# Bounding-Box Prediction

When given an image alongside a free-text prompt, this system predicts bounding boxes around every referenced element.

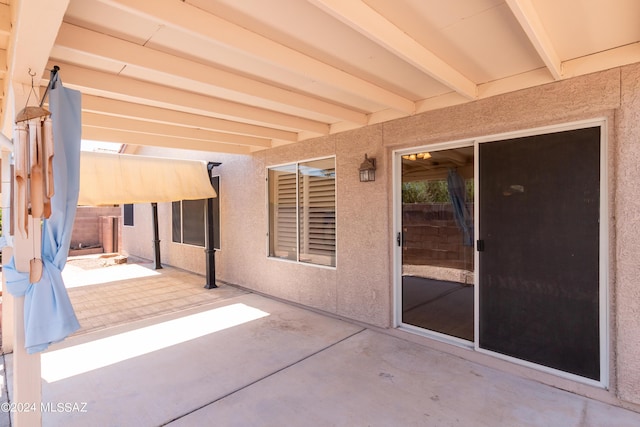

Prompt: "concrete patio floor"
[1,259,640,426]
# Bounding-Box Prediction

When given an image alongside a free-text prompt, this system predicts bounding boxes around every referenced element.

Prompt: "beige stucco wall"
[213,130,391,327]
[122,64,640,408]
[127,138,392,327]
[121,203,153,260]
[615,64,640,404]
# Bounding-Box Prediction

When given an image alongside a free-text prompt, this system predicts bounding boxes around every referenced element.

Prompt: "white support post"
[9,82,43,426]
[1,149,13,353]
[1,0,71,421]
[11,217,42,426]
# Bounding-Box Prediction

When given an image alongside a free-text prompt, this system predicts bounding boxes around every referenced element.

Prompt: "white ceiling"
[1,0,639,154]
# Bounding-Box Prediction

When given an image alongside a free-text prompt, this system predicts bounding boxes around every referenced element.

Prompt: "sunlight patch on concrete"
[62,263,161,288]
[41,303,269,382]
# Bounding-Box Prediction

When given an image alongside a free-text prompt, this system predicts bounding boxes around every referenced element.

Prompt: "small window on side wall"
[123,204,134,226]
[172,199,206,247]
[268,157,336,267]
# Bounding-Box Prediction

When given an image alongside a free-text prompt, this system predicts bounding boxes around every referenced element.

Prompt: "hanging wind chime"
[14,69,55,283]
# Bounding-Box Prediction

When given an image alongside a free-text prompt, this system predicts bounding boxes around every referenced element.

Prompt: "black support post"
[204,197,217,289]
[152,202,162,270]
[204,162,221,289]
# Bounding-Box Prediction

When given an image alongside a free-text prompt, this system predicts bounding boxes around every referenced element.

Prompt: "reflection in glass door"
[400,147,475,342]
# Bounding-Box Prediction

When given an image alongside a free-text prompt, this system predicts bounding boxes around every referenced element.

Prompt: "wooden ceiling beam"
[0,3,11,37]
[1,0,69,136]
[99,0,416,114]
[430,149,468,166]
[562,42,640,79]
[506,0,562,80]
[55,23,368,125]
[82,126,252,154]
[0,49,7,78]
[310,0,477,100]
[82,111,273,148]
[47,61,330,135]
[79,94,298,143]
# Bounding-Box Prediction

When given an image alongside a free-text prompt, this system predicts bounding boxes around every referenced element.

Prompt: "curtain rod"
[39,65,60,108]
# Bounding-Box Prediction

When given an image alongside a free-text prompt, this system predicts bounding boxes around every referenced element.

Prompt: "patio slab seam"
[161,327,367,426]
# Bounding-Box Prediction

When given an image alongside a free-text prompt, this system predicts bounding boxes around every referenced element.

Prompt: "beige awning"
[78,151,217,206]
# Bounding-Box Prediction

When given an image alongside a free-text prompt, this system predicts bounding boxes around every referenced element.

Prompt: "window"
[171,176,220,248]
[268,157,336,267]
[172,199,206,247]
[123,204,134,226]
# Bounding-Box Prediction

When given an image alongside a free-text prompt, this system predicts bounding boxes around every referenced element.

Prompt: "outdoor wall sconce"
[359,154,376,182]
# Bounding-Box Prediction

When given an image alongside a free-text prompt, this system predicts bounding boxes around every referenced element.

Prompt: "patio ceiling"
[1,0,639,154]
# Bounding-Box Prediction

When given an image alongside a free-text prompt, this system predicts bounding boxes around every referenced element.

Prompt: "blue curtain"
[5,74,81,353]
[446,169,473,246]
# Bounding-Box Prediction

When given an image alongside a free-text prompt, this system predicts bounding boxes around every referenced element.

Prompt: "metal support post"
[152,202,162,269]
[204,196,217,289]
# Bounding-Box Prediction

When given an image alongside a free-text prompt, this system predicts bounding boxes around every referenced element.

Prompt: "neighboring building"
[122,64,640,409]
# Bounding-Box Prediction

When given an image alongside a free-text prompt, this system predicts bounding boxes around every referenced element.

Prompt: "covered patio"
[0,261,639,426]
[1,1,640,425]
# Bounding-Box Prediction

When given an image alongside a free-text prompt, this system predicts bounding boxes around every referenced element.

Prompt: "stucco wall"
[122,65,640,407]
[214,133,390,325]
[121,203,154,260]
[381,65,639,406]
[201,125,392,327]
[615,63,640,404]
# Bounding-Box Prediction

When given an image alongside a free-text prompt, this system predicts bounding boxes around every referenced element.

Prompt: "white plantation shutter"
[299,167,335,265]
[268,158,336,267]
[274,171,297,257]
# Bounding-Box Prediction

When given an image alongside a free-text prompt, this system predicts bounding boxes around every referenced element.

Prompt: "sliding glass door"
[399,146,475,342]
[396,123,605,383]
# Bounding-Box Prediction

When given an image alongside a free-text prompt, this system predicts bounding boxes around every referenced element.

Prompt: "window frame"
[172,199,206,248]
[123,204,134,226]
[267,156,337,268]
[171,175,221,249]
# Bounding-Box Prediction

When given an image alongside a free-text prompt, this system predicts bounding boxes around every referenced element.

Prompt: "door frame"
[392,118,609,387]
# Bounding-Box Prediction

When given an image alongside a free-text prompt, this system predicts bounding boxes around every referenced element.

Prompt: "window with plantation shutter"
[268,157,336,267]
[269,164,297,261]
[299,159,336,266]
